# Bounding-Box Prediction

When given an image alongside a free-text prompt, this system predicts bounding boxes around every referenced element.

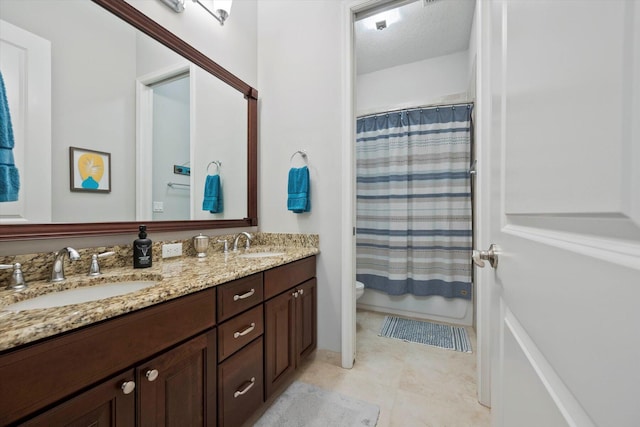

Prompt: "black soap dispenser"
[133,225,152,268]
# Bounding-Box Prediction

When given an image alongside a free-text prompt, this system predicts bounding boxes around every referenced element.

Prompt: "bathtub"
[356,288,473,326]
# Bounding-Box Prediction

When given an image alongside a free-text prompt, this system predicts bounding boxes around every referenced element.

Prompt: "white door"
[478,1,640,426]
[0,19,51,223]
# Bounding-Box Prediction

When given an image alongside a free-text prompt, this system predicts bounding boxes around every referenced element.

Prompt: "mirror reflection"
[0,0,248,225]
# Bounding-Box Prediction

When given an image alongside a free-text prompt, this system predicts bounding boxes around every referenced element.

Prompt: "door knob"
[472,244,499,269]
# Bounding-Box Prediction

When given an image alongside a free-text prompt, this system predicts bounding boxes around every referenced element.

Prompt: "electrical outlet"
[162,243,182,258]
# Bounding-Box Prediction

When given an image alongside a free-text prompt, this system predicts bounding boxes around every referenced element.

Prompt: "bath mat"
[379,315,472,353]
[254,381,379,427]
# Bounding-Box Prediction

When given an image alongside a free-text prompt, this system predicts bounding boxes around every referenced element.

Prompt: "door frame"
[340,0,491,406]
[135,63,193,221]
[474,0,492,407]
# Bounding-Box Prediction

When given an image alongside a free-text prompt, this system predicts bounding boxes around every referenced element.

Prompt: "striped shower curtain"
[355,104,472,299]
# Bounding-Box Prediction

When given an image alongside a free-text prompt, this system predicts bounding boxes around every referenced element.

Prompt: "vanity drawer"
[264,256,316,299]
[217,273,263,322]
[218,305,264,362]
[218,337,263,427]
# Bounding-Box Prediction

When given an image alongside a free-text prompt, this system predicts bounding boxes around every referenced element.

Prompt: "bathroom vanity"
[0,249,317,426]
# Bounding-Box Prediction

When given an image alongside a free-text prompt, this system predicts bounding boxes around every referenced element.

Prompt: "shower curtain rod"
[356,101,474,119]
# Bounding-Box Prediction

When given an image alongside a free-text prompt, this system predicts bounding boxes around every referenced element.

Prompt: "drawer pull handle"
[121,380,136,395]
[234,323,256,338]
[145,369,159,382]
[233,288,255,301]
[234,377,256,398]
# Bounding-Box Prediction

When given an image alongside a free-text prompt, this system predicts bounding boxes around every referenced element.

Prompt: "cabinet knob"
[292,291,299,298]
[121,380,136,395]
[145,369,159,382]
[298,288,304,295]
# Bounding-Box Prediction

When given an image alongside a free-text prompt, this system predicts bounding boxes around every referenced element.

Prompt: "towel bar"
[290,150,308,165]
[167,182,190,189]
[207,160,222,174]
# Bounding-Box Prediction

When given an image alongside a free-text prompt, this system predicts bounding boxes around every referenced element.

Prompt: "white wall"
[357,50,470,115]
[257,0,345,352]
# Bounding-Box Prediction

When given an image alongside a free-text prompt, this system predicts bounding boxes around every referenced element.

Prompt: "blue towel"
[0,71,19,202]
[287,166,310,213]
[202,174,223,213]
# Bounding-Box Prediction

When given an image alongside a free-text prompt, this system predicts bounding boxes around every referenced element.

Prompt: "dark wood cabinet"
[217,337,264,427]
[0,289,216,425]
[2,256,317,426]
[264,258,317,400]
[264,289,296,399]
[21,329,218,427]
[20,370,136,427]
[137,329,217,427]
[295,278,317,363]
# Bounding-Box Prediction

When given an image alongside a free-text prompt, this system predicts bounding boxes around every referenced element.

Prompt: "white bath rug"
[379,315,472,353]
[254,381,379,427]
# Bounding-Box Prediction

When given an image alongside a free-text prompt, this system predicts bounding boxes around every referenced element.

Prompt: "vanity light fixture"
[160,0,186,13]
[192,0,233,26]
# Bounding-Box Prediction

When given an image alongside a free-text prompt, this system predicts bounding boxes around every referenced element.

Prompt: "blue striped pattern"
[379,316,472,353]
[356,104,472,300]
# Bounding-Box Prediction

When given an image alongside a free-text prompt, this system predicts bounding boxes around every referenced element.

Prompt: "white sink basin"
[238,251,285,259]
[3,281,158,312]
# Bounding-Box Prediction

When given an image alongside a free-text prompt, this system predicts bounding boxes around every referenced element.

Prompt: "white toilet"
[355,281,365,300]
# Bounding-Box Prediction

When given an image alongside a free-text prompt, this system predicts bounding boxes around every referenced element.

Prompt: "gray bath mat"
[379,315,472,353]
[254,381,379,427]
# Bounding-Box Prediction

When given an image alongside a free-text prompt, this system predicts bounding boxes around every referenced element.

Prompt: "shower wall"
[356,49,476,326]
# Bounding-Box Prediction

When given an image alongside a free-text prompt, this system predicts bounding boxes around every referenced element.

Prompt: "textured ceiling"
[355,0,476,75]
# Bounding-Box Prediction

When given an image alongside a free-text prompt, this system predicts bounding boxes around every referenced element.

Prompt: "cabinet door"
[296,278,317,363]
[20,370,135,427]
[137,329,216,427]
[264,290,296,399]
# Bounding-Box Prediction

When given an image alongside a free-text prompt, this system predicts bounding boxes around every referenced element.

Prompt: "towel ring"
[207,161,222,174]
[290,150,308,165]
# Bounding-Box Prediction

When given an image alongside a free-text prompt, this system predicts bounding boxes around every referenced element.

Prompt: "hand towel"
[287,166,310,213]
[202,174,223,213]
[0,71,19,202]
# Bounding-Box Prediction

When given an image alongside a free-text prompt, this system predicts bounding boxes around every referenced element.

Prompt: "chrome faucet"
[50,247,81,282]
[232,232,253,252]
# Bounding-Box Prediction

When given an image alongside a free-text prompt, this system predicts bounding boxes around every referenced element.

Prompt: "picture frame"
[69,147,111,193]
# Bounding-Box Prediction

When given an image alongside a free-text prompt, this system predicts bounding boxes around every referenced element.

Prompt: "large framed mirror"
[0,0,257,241]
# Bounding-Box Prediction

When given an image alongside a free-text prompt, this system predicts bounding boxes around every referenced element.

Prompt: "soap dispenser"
[133,225,152,268]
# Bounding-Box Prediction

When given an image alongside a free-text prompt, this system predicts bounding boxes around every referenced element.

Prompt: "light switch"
[153,201,164,212]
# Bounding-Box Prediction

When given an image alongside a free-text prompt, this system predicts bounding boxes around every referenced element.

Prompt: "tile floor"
[295,309,491,427]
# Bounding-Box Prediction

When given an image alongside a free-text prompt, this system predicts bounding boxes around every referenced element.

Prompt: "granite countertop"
[0,246,319,352]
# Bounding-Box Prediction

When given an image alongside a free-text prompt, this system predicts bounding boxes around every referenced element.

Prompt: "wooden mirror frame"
[0,0,258,241]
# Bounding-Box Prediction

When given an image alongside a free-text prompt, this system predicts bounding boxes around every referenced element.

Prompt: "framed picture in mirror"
[69,146,111,193]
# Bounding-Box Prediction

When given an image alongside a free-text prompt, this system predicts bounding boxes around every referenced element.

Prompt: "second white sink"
[3,281,158,312]
[238,251,285,259]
